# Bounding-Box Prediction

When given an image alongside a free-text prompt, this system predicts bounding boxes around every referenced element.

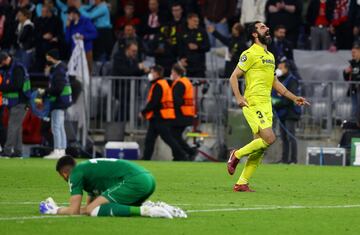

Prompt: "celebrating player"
[228,21,309,192]
[39,156,186,219]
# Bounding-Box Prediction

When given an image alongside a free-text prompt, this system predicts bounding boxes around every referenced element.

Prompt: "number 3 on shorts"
[256,111,263,119]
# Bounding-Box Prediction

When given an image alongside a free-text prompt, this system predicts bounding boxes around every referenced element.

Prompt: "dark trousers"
[93,28,113,61]
[0,106,6,148]
[143,120,188,161]
[171,126,195,156]
[4,104,27,156]
[279,119,297,163]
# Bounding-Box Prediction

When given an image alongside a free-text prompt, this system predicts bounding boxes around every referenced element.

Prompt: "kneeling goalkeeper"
[39,156,186,219]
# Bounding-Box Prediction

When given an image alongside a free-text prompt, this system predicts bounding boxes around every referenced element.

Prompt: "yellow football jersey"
[237,43,276,105]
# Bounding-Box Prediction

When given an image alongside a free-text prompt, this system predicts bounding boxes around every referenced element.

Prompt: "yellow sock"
[237,150,264,185]
[234,138,269,159]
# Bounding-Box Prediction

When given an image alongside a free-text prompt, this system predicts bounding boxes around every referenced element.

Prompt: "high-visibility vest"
[145,79,175,120]
[0,61,31,107]
[171,77,195,117]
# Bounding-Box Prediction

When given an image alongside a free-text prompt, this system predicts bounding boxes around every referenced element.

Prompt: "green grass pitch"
[1,159,360,235]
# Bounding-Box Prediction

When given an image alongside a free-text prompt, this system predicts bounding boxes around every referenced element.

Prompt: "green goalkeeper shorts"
[102,173,156,206]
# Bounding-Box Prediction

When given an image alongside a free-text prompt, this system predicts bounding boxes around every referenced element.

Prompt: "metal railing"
[89,76,360,140]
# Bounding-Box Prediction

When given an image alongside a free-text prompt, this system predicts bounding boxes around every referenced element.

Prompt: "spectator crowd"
[0,0,360,77]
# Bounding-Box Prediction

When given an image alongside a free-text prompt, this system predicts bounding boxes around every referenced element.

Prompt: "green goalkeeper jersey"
[68,159,149,197]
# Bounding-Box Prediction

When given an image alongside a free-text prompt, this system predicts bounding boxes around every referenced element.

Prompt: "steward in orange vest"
[141,65,189,161]
[169,64,197,158]
[170,65,195,126]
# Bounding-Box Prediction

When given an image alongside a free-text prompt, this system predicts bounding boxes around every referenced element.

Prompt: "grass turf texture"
[0,159,360,235]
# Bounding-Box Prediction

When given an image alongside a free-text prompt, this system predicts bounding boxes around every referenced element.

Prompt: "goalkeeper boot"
[140,205,173,219]
[155,201,187,218]
[233,184,255,192]
[227,150,239,175]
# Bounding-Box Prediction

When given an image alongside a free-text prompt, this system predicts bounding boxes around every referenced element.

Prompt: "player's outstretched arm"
[57,195,82,215]
[272,76,310,106]
[229,66,248,108]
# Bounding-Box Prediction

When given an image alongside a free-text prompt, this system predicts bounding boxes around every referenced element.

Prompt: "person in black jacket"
[38,49,72,159]
[111,24,144,63]
[0,2,16,51]
[169,63,197,158]
[15,8,35,70]
[350,0,360,43]
[139,0,167,52]
[207,22,247,77]
[0,52,30,157]
[34,4,64,72]
[269,25,294,62]
[111,42,149,121]
[148,26,177,76]
[272,61,301,164]
[141,65,189,161]
[266,0,302,48]
[344,43,360,124]
[177,13,210,78]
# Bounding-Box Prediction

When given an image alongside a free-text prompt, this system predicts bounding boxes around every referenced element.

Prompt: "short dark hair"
[172,63,185,76]
[353,41,360,50]
[0,51,9,63]
[278,59,290,70]
[171,1,182,8]
[46,48,60,61]
[151,65,164,77]
[187,13,199,20]
[247,21,262,42]
[125,41,138,50]
[66,6,80,16]
[274,25,286,32]
[56,155,76,172]
[125,1,135,7]
[18,7,32,19]
[232,23,244,35]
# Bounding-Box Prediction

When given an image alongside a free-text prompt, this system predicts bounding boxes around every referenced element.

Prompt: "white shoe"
[58,149,66,157]
[140,205,173,219]
[142,200,156,207]
[43,149,62,159]
[155,201,187,218]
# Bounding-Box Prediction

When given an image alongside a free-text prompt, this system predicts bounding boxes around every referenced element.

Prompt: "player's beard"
[258,31,272,46]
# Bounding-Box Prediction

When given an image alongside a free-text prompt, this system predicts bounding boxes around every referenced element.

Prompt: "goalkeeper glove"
[39,197,59,215]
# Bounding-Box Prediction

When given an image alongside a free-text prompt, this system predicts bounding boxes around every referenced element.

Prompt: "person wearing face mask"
[169,63,197,159]
[37,49,72,159]
[141,65,189,161]
[272,60,301,164]
[0,52,31,158]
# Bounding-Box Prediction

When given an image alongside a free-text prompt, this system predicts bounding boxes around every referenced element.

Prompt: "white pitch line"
[0,202,279,207]
[0,204,359,221]
[0,202,69,205]
[187,204,360,213]
[0,215,81,221]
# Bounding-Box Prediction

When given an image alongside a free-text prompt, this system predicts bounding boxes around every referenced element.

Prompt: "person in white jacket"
[240,0,266,33]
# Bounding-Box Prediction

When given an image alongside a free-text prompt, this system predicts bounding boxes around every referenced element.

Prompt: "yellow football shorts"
[242,101,273,134]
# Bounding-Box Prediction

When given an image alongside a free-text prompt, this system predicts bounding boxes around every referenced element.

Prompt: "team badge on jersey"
[240,55,247,62]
